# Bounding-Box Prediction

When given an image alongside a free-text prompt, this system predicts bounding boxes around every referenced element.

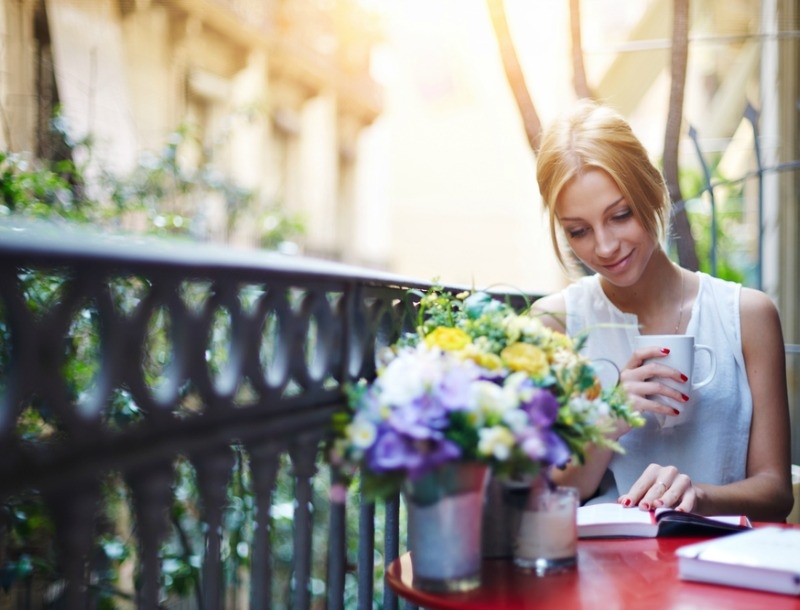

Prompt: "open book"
[676,527,800,595]
[577,502,751,539]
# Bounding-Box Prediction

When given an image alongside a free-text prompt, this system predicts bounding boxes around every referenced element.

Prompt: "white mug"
[633,334,716,429]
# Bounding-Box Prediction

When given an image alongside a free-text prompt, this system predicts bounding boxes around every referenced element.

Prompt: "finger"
[652,479,683,508]
[618,464,665,507]
[637,467,678,510]
[620,384,684,417]
[626,346,671,369]
[653,473,693,509]
[669,474,695,511]
[640,362,690,385]
[621,356,689,388]
[674,485,696,513]
[639,479,673,510]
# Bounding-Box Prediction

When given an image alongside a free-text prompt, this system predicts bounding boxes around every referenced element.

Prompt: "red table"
[386,535,800,610]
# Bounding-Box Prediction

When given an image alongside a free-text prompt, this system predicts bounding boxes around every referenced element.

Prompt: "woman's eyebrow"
[558,196,625,222]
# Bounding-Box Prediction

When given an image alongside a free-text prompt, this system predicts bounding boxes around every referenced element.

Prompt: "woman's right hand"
[618,346,690,423]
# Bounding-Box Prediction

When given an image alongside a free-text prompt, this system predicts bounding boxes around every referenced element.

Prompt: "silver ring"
[656,480,668,490]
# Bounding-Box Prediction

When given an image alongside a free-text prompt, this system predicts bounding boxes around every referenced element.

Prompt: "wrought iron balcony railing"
[0,217,452,610]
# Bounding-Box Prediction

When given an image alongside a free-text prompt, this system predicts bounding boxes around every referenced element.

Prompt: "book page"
[577,503,656,526]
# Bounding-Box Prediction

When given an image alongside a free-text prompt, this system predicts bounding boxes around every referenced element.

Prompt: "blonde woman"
[533,100,792,522]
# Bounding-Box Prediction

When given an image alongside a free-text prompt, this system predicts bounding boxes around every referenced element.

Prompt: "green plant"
[0,118,309,606]
[678,165,751,284]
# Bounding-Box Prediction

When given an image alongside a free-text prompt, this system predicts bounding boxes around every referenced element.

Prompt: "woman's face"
[555,168,657,287]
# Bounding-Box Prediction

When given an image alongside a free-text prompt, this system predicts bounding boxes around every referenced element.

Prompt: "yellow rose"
[472,352,504,371]
[424,326,472,351]
[549,330,574,352]
[500,342,549,376]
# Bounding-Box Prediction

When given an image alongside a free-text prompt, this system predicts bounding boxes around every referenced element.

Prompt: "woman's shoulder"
[697,272,777,317]
[531,275,600,310]
[532,275,605,332]
[697,271,740,293]
[531,291,567,332]
[739,286,781,324]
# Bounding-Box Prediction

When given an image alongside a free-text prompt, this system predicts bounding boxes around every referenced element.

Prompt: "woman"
[532,100,792,521]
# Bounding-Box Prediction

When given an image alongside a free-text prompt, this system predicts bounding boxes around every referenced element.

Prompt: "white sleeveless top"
[562,272,751,504]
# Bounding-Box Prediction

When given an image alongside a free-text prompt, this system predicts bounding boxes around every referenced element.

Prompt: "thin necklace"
[674,268,685,334]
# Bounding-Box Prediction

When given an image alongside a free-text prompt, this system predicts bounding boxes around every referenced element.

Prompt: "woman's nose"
[594,227,619,258]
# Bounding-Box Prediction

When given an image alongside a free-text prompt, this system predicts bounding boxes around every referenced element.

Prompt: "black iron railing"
[0,218,469,610]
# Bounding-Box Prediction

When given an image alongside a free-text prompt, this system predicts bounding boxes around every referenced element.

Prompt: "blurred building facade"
[1,0,384,264]
[1,0,798,312]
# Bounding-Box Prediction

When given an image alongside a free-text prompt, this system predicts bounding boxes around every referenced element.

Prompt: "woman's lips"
[602,252,632,274]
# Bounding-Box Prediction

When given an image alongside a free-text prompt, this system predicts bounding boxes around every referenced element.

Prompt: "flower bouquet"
[329,287,643,500]
[328,286,643,590]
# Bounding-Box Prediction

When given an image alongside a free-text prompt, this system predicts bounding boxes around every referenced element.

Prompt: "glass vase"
[403,462,490,592]
[513,477,579,575]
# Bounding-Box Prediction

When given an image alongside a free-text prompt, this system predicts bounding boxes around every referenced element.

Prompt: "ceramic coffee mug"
[633,334,716,429]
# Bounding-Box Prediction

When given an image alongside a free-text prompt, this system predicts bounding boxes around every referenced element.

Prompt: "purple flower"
[519,427,570,468]
[365,427,462,478]
[437,365,476,410]
[521,387,559,427]
[543,430,571,468]
[366,429,424,473]
[407,439,462,480]
[388,395,448,439]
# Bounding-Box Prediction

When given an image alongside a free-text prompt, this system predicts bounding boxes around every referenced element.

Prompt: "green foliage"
[686,200,747,283]
[0,152,93,222]
[674,166,751,284]
[444,410,482,461]
[1,123,304,248]
[0,117,312,606]
[0,492,56,594]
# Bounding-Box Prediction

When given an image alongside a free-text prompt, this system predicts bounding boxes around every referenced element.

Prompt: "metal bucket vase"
[482,473,579,575]
[403,462,490,592]
[481,474,530,558]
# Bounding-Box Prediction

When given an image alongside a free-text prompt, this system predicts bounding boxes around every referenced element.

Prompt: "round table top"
[386,535,800,610]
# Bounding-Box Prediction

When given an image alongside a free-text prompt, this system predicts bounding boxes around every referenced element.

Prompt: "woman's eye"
[612,209,633,222]
[567,227,587,239]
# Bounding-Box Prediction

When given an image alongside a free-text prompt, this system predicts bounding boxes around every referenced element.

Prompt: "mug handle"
[692,344,716,389]
[590,358,620,389]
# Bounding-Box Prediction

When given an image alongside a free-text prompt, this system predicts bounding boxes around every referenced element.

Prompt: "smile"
[602,252,632,274]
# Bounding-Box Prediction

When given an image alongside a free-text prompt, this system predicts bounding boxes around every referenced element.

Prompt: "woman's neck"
[599,251,686,333]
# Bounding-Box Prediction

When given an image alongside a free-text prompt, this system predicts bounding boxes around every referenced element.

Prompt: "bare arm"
[532,292,618,500]
[693,288,793,520]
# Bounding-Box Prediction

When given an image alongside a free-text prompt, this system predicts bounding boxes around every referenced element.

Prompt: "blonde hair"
[536,99,669,269]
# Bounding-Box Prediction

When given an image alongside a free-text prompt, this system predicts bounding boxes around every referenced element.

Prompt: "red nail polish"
[660,348,670,354]
[622,498,631,507]
[681,394,690,402]
[672,408,680,415]
[680,374,688,382]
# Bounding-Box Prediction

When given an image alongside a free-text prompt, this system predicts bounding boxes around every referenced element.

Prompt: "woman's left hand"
[618,463,697,512]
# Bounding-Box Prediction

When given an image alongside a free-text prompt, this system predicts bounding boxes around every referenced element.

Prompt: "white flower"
[568,396,611,423]
[472,380,515,417]
[502,408,528,433]
[478,426,516,461]
[347,416,378,449]
[377,345,441,405]
[521,434,547,460]
[503,313,546,343]
[552,348,582,368]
